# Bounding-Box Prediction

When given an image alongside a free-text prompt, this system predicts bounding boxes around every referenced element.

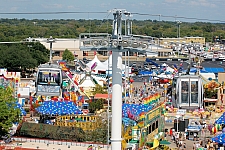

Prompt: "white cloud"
[67,5,74,9]
[189,0,217,8]
[9,7,18,12]
[165,0,179,3]
[99,3,111,8]
[41,3,63,9]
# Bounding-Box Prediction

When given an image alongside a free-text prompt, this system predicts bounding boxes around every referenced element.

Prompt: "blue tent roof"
[122,104,153,120]
[204,68,225,73]
[215,112,225,124]
[145,58,159,67]
[185,68,209,73]
[15,103,26,116]
[36,101,83,115]
[138,70,153,75]
[212,133,225,144]
[122,117,137,126]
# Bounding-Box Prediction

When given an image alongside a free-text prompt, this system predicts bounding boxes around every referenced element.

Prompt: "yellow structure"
[159,37,205,45]
[217,72,225,107]
[55,115,101,131]
[184,37,205,45]
[128,104,165,149]
[149,139,159,150]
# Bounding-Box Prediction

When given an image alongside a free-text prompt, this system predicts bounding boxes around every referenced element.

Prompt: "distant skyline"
[0,0,224,23]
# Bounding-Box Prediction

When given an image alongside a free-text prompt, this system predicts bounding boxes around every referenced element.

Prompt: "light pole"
[107,49,111,150]
[177,21,182,58]
[176,115,179,132]
[124,11,132,103]
[47,36,55,63]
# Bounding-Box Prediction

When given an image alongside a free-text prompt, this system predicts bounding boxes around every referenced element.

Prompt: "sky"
[0,0,224,23]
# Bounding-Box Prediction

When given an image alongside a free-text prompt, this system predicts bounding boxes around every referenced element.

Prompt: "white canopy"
[103,54,129,70]
[79,76,96,88]
[103,54,112,67]
[161,63,168,67]
[157,73,173,79]
[166,66,174,73]
[86,55,107,71]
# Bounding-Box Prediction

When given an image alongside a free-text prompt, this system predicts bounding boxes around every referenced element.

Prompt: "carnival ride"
[58,60,92,100]
[121,93,165,149]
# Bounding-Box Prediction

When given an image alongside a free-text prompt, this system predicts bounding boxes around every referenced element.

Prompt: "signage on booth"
[177,109,186,115]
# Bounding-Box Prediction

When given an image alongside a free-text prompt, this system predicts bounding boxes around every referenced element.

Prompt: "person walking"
[193,142,196,150]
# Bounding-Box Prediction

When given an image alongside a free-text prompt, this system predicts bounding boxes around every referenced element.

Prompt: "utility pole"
[47,36,55,63]
[124,11,132,103]
[177,21,182,58]
[125,12,132,74]
[186,47,192,75]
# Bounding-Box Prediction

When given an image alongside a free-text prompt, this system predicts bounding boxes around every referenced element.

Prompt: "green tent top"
[129,140,139,144]
[159,140,171,145]
[146,140,171,145]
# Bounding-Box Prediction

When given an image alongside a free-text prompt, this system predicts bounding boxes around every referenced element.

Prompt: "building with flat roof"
[159,37,205,46]
[30,37,174,60]
[34,38,84,60]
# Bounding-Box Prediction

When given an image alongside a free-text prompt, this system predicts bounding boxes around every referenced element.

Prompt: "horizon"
[0,16,224,24]
[0,0,225,23]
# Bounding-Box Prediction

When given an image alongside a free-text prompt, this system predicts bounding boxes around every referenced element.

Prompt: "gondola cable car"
[35,63,63,96]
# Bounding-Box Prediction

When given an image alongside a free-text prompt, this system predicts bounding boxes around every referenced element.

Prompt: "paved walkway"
[8,137,109,150]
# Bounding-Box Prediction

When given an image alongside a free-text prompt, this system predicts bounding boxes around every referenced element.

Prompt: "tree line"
[0,18,225,42]
[0,18,225,70]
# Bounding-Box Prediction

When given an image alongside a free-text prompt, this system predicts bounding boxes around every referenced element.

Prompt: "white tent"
[103,54,112,67]
[157,73,173,79]
[79,76,96,88]
[166,66,174,73]
[103,55,130,72]
[161,63,168,67]
[200,73,216,79]
[86,55,107,71]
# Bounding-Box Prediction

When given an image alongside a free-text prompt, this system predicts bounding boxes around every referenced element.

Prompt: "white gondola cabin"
[175,75,204,109]
[36,63,62,96]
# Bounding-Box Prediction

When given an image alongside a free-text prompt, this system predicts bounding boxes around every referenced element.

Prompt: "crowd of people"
[165,127,225,150]
[124,80,167,105]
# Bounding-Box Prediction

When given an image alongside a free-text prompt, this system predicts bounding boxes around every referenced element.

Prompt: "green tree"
[29,42,49,65]
[0,44,37,70]
[0,87,20,136]
[62,49,74,62]
[92,84,107,95]
[86,118,109,143]
[0,42,49,75]
[88,102,97,113]
[88,99,104,113]
[96,99,104,110]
